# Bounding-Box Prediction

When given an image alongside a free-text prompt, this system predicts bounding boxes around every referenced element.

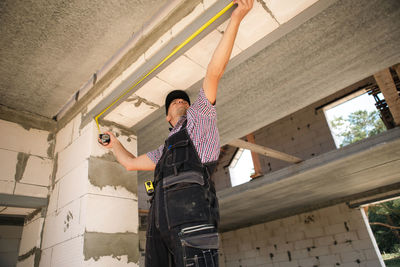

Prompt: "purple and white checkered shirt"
[147,87,220,164]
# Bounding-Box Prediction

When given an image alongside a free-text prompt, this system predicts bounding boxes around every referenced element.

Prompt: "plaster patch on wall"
[126,95,160,109]
[84,232,139,263]
[256,0,280,24]
[47,132,55,158]
[15,152,30,182]
[50,153,58,189]
[88,157,137,195]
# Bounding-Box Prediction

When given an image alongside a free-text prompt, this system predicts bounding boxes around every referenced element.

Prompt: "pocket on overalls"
[163,171,210,228]
[166,140,189,166]
[180,231,219,267]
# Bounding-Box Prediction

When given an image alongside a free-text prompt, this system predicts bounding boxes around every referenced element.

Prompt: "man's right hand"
[98,131,118,148]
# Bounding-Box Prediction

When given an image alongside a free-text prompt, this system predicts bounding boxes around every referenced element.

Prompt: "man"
[101,1,253,265]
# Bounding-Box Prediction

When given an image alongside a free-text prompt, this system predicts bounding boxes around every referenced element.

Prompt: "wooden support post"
[246,134,263,179]
[394,64,400,82]
[229,139,302,163]
[374,68,400,126]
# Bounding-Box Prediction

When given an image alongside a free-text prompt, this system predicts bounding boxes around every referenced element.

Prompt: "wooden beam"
[246,134,263,178]
[394,64,400,82]
[374,68,400,126]
[229,139,302,163]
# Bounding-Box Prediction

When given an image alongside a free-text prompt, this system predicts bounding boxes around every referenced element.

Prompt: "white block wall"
[220,203,383,267]
[16,211,44,267]
[0,119,53,198]
[0,225,23,267]
[40,115,139,267]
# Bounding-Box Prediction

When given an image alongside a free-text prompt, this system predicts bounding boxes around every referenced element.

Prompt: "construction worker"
[101,0,253,265]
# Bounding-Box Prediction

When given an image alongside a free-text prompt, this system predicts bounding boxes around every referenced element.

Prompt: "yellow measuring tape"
[95,1,235,132]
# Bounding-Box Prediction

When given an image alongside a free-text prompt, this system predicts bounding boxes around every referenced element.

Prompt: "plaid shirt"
[147,88,220,164]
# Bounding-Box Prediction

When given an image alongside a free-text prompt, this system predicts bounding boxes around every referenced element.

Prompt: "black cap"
[165,90,191,115]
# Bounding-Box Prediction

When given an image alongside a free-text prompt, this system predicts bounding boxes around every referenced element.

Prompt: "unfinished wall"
[0,119,53,200]
[212,77,379,191]
[220,203,383,267]
[36,114,139,267]
[212,101,336,191]
[0,225,23,267]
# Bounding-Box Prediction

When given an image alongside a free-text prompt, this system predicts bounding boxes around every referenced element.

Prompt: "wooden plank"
[246,134,263,178]
[229,139,302,163]
[374,68,400,126]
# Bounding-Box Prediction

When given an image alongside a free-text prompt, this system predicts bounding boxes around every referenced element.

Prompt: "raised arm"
[203,0,253,104]
[100,131,156,171]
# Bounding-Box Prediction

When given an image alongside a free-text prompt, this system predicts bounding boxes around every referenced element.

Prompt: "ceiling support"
[0,193,48,209]
[374,68,400,126]
[229,139,302,163]
[245,134,263,178]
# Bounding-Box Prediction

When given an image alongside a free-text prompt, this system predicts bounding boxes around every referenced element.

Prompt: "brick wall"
[220,203,383,267]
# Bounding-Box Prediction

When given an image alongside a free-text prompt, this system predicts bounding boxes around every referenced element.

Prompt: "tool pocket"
[166,140,189,166]
[163,171,210,228]
[180,232,219,267]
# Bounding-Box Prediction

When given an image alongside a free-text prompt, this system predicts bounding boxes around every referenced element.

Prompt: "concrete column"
[39,115,139,267]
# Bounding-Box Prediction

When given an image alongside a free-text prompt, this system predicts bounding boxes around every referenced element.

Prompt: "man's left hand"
[231,0,254,22]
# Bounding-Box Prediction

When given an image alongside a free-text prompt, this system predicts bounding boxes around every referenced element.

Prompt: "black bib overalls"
[145,119,219,267]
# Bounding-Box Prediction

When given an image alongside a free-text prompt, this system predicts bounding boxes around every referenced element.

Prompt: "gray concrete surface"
[217,127,400,231]
[137,0,400,170]
[0,0,168,118]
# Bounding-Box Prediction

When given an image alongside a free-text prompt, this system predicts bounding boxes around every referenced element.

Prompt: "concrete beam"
[374,68,400,126]
[0,194,48,209]
[81,0,235,128]
[217,127,400,231]
[137,0,400,180]
[229,138,302,163]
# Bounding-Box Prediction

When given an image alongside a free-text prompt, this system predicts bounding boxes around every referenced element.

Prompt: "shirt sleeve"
[188,87,217,118]
[146,144,164,164]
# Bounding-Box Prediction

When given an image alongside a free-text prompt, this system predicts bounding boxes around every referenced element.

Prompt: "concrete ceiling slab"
[0,0,168,118]
[217,127,400,231]
[136,0,400,159]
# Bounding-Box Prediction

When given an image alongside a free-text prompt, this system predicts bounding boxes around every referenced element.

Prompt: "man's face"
[167,98,189,120]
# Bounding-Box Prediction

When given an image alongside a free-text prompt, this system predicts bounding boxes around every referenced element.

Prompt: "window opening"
[323,90,386,148]
[228,148,254,187]
[360,197,400,266]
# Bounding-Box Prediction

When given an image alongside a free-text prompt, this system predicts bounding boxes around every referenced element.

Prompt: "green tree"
[368,200,400,253]
[330,110,386,147]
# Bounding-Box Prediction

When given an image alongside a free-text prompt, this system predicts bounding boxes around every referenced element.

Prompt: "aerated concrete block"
[0,149,18,181]
[224,0,279,50]
[264,0,319,24]
[16,255,35,267]
[51,236,84,267]
[38,247,52,267]
[135,77,175,107]
[0,120,50,158]
[20,156,52,186]
[56,127,92,181]
[82,194,138,233]
[41,198,84,249]
[18,217,44,255]
[57,160,88,210]
[14,183,48,198]
[0,180,15,194]
[55,120,74,154]
[157,55,206,89]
